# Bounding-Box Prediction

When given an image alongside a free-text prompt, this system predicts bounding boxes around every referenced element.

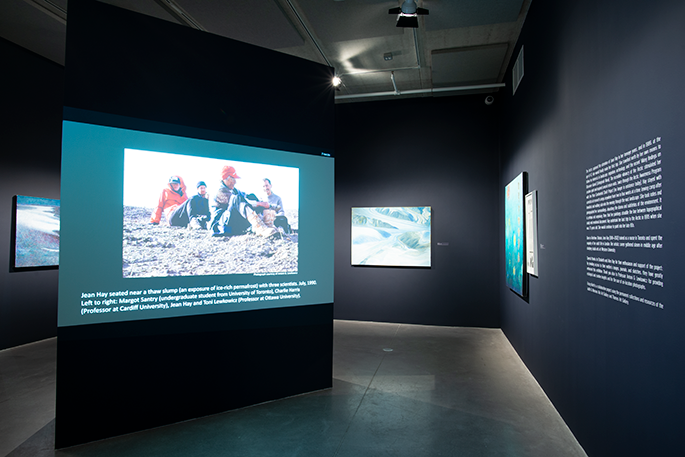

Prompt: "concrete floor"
[1,320,587,457]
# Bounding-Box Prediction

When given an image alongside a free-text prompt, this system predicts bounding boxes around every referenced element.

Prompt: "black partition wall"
[56,0,335,448]
[498,0,685,455]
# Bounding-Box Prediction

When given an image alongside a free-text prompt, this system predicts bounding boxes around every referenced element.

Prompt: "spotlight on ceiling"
[389,0,429,28]
[332,76,342,89]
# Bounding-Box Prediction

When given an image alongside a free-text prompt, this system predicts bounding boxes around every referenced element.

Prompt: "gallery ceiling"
[1,0,531,103]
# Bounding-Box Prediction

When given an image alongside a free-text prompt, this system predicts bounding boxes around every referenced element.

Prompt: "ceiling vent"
[512,45,524,95]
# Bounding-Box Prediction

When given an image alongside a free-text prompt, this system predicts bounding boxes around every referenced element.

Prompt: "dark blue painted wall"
[334,95,501,327]
[0,38,62,350]
[498,0,685,455]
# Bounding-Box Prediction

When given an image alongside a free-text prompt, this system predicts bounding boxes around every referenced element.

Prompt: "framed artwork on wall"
[505,173,526,296]
[351,207,431,267]
[11,195,60,271]
[525,190,539,277]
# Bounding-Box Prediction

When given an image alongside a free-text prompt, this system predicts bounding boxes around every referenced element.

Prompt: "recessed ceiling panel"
[177,0,303,49]
[298,0,403,43]
[424,0,524,31]
[431,44,508,86]
[335,41,417,74]
[0,0,66,64]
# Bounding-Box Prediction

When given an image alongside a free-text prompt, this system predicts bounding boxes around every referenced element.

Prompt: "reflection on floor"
[1,320,587,457]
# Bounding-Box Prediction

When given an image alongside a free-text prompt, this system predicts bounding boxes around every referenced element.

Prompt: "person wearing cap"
[210,165,276,237]
[168,180,212,229]
[150,175,188,225]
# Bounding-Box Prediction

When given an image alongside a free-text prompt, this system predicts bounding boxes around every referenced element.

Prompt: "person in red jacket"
[150,176,188,225]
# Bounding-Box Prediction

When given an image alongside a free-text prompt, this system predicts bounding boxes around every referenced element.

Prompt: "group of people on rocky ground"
[149,165,291,238]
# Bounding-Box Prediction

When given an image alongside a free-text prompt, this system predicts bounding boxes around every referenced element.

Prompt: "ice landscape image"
[14,196,60,268]
[505,173,524,296]
[351,207,431,267]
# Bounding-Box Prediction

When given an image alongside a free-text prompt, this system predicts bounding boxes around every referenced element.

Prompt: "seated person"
[150,176,188,225]
[209,165,276,237]
[168,181,211,229]
[263,178,291,233]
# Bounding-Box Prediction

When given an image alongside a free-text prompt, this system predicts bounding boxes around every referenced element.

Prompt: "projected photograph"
[123,149,299,278]
[13,195,60,269]
[505,173,525,296]
[351,207,431,267]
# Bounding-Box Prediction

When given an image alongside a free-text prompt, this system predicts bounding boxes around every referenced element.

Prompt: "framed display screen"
[11,195,60,270]
[505,173,526,296]
[351,206,431,267]
[525,190,539,277]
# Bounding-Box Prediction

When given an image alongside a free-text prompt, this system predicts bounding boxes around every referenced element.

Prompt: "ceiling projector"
[389,0,429,28]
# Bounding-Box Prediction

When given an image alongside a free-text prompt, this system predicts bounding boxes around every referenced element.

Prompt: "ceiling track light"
[388,0,429,28]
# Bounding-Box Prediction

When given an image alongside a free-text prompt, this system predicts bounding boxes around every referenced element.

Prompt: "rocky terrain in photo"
[122,206,298,278]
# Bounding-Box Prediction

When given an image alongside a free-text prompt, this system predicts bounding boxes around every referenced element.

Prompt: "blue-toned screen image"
[505,173,525,295]
[14,195,60,268]
[58,120,334,327]
[351,207,431,267]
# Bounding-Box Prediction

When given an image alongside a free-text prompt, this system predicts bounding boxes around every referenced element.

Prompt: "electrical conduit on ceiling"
[335,83,506,100]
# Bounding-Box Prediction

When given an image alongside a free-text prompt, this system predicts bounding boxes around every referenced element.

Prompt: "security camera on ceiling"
[389,0,429,28]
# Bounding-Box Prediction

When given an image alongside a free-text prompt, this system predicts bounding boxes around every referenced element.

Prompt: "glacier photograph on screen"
[505,173,525,296]
[14,195,60,269]
[351,207,431,267]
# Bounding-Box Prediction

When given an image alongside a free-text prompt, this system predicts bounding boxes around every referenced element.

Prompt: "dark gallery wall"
[335,96,500,327]
[0,38,62,350]
[498,0,685,455]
